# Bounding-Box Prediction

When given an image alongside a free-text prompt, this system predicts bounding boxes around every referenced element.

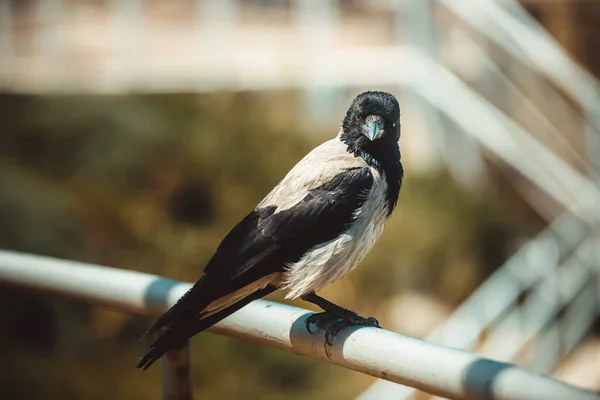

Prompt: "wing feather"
[141,167,373,340]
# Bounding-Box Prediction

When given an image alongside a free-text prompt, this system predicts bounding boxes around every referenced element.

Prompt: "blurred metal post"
[197,0,238,39]
[294,0,344,126]
[158,330,194,400]
[108,0,144,90]
[196,0,238,90]
[0,0,12,80]
[37,0,64,88]
[401,0,484,188]
[586,107,600,183]
[398,0,447,165]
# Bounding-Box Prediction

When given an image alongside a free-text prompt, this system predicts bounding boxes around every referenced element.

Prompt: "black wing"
[209,166,375,281]
[137,167,373,369]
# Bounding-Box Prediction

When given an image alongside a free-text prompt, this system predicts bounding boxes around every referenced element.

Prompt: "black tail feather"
[136,331,187,371]
[142,278,210,340]
[137,285,277,371]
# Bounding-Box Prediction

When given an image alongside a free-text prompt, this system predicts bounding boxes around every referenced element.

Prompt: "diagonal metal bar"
[438,0,600,135]
[403,49,600,216]
[357,209,592,400]
[480,237,599,361]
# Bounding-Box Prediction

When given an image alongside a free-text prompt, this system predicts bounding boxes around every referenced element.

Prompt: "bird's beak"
[363,120,384,141]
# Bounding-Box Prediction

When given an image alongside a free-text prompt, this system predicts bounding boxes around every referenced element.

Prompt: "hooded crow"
[137,91,404,370]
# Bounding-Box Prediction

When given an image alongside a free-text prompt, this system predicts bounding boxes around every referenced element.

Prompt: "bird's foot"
[305,312,338,335]
[305,311,381,346]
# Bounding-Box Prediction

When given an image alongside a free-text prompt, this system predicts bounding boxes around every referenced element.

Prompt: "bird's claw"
[325,315,381,344]
[305,312,338,334]
[305,312,382,346]
[349,315,380,328]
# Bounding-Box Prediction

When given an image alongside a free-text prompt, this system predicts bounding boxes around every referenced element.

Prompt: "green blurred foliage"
[0,93,542,399]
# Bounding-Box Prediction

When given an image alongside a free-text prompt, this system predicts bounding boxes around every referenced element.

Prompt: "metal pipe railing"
[357,209,594,400]
[0,250,598,400]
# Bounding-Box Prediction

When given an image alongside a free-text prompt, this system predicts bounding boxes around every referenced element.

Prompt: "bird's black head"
[340,91,404,215]
[340,91,401,165]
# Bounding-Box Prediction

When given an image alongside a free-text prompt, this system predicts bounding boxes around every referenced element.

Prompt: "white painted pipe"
[0,250,598,400]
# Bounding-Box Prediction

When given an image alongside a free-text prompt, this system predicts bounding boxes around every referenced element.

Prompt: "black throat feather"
[339,129,404,216]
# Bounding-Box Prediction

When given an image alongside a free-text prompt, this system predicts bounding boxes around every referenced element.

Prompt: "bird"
[137,91,404,370]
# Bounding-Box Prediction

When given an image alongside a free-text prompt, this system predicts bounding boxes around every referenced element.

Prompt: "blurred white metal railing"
[1,0,599,397]
[480,237,597,363]
[359,0,600,398]
[358,215,599,399]
[2,250,598,400]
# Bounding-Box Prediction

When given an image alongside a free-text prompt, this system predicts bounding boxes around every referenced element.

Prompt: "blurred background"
[0,0,599,399]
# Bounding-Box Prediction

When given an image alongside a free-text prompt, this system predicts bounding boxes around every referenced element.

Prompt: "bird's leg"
[301,292,380,345]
